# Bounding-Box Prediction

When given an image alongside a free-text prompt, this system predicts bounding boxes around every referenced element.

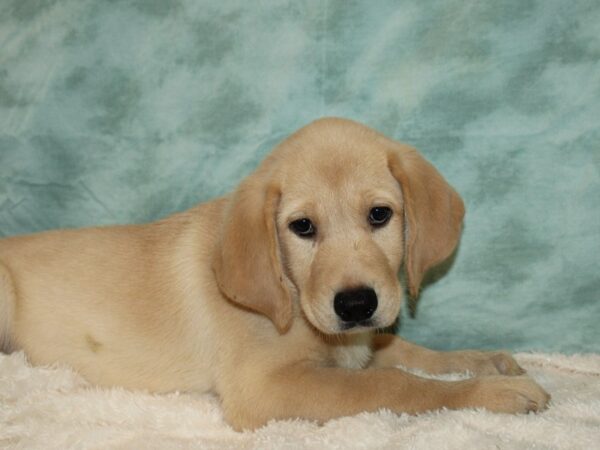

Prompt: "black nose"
[333,287,378,323]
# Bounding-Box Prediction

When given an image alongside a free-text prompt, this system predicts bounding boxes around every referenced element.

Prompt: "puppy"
[0,118,549,430]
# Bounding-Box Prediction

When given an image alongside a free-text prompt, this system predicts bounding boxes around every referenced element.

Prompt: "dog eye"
[289,218,316,238]
[368,206,392,227]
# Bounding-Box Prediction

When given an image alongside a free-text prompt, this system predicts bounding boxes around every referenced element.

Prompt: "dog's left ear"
[387,142,465,300]
[212,174,293,333]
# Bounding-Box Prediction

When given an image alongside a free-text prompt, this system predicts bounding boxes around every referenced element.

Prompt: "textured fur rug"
[1,351,599,449]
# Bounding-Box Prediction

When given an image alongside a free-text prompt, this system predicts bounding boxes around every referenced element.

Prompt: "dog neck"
[327,331,374,370]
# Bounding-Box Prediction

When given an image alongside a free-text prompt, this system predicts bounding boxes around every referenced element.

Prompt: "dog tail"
[0,262,15,353]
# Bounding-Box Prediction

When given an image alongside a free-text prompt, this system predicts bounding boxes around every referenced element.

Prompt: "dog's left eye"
[289,218,316,238]
[368,206,392,227]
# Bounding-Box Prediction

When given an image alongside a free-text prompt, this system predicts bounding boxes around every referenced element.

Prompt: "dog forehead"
[271,119,402,212]
[278,149,400,216]
[273,118,389,169]
[278,138,389,185]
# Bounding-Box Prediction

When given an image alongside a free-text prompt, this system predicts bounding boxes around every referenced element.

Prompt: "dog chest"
[329,332,374,369]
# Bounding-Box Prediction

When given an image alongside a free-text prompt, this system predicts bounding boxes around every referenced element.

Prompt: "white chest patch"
[330,332,374,370]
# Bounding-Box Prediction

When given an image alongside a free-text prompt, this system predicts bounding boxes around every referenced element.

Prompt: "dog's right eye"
[289,218,316,238]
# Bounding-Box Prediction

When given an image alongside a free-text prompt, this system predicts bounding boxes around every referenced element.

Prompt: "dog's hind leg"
[0,262,16,353]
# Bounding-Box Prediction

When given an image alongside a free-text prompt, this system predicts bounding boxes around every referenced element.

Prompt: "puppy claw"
[466,375,551,414]
[491,352,526,376]
[448,350,526,376]
[525,400,538,413]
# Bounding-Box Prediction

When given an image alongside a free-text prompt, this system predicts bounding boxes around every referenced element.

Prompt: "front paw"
[464,375,551,414]
[450,350,526,376]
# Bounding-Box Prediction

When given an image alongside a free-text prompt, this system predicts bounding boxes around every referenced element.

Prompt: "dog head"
[213,118,464,334]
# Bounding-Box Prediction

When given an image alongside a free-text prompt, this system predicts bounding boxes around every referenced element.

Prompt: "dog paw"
[488,351,526,376]
[465,375,551,414]
[449,350,526,376]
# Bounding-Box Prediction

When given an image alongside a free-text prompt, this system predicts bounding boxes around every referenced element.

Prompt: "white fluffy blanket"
[1,351,599,449]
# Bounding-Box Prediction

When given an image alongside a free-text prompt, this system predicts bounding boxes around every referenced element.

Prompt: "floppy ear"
[212,174,293,333]
[387,143,465,300]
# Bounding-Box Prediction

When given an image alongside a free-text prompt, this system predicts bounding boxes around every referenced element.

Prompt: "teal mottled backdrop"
[1,0,599,353]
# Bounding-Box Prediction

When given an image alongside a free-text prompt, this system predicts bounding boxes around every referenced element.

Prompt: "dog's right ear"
[212,173,293,333]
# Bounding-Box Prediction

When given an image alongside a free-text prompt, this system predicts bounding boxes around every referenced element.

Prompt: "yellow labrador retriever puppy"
[0,118,549,430]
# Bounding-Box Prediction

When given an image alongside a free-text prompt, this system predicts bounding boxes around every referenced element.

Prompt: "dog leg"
[220,360,549,430]
[370,334,525,376]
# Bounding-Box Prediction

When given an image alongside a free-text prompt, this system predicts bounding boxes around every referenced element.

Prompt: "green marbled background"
[1,0,599,353]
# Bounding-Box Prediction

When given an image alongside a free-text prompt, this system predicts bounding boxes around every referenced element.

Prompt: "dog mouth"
[301,303,380,335]
[338,318,377,332]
